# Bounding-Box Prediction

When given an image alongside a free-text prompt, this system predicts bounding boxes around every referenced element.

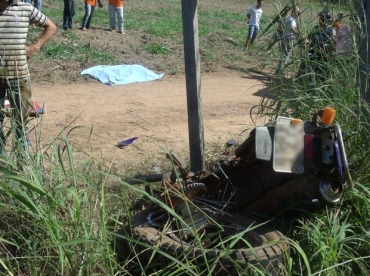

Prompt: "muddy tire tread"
[132,207,289,275]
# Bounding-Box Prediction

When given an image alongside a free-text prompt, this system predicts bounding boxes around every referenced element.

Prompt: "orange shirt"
[108,0,124,7]
[333,21,342,31]
[86,0,98,6]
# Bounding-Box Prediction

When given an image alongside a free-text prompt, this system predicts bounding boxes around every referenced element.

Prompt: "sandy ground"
[29,69,270,174]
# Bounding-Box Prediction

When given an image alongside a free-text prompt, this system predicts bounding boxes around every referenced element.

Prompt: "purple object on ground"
[227,138,237,146]
[118,137,138,147]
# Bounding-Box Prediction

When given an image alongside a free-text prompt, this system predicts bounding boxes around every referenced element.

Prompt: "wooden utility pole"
[358,0,370,104]
[181,0,205,172]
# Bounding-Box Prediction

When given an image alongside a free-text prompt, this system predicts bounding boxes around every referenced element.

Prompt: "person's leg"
[23,0,32,4]
[117,7,124,33]
[276,38,293,76]
[0,79,7,155]
[33,0,42,11]
[70,0,75,29]
[86,5,96,29]
[6,77,32,152]
[250,25,259,44]
[63,0,69,30]
[245,25,255,50]
[81,3,92,29]
[108,4,116,31]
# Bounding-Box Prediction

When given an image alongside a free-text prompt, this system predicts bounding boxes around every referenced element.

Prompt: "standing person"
[63,0,75,30]
[22,0,41,12]
[245,0,263,51]
[300,11,336,83]
[108,0,124,34]
[266,6,291,51]
[306,11,336,57]
[336,15,357,58]
[0,0,57,154]
[81,0,103,31]
[275,7,301,77]
[332,12,344,32]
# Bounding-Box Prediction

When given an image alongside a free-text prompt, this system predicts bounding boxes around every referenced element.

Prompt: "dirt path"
[31,70,270,173]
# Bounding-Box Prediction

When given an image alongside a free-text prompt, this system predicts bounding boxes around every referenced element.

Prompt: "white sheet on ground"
[80,64,164,86]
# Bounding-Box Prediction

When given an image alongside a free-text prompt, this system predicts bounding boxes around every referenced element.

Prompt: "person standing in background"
[303,11,336,83]
[332,12,344,32]
[0,0,56,154]
[108,0,124,34]
[335,15,357,58]
[23,0,41,12]
[81,0,103,31]
[63,0,75,30]
[275,7,300,77]
[245,0,263,51]
[266,6,291,51]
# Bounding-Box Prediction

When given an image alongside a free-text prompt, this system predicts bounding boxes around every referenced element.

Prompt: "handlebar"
[334,124,354,189]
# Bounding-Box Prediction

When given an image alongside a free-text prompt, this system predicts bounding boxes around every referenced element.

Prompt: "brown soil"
[29,0,278,84]
[26,0,275,175]
[31,70,270,174]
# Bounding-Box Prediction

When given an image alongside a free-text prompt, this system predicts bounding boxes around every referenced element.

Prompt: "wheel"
[132,206,289,275]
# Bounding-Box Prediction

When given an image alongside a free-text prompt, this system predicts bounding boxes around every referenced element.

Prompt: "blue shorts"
[247,25,259,39]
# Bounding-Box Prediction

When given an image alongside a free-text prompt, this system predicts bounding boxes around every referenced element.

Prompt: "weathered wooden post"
[181,0,205,172]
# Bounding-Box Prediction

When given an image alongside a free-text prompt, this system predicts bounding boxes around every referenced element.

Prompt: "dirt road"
[31,70,270,173]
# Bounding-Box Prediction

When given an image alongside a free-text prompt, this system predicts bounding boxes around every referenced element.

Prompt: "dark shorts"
[248,25,260,39]
[0,77,33,121]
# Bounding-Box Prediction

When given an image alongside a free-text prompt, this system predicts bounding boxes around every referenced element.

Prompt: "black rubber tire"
[132,206,289,276]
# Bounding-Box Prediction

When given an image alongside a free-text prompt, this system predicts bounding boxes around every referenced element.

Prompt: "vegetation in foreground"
[1,0,370,275]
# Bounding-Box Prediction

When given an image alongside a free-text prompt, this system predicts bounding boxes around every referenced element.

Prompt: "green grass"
[1,0,370,275]
[144,43,170,54]
[33,41,118,64]
[254,1,370,274]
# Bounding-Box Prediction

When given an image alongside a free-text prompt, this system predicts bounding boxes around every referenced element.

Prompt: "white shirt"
[282,16,297,39]
[248,6,263,26]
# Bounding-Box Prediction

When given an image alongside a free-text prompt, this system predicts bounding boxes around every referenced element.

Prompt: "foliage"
[1,0,370,275]
[254,0,370,275]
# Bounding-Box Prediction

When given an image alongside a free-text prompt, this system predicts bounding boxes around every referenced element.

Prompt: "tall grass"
[1,0,370,275]
[254,0,370,275]
[0,130,122,274]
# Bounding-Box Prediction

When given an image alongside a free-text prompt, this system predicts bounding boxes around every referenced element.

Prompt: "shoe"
[111,29,116,32]
[119,30,125,34]
[81,27,87,31]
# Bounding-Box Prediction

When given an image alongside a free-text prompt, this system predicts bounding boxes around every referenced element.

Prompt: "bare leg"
[245,38,251,50]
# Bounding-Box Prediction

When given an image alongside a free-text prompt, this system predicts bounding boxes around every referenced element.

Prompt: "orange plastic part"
[291,119,303,125]
[321,107,336,125]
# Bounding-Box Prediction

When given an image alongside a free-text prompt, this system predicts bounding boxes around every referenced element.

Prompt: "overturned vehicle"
[128,107,353,275]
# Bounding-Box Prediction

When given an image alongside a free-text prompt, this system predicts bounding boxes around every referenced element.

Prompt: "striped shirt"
[0,1,48,79]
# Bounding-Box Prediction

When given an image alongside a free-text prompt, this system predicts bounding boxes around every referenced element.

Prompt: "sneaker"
[81,27,87,31]
[119,30,125,34]
[111,29,116,33]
